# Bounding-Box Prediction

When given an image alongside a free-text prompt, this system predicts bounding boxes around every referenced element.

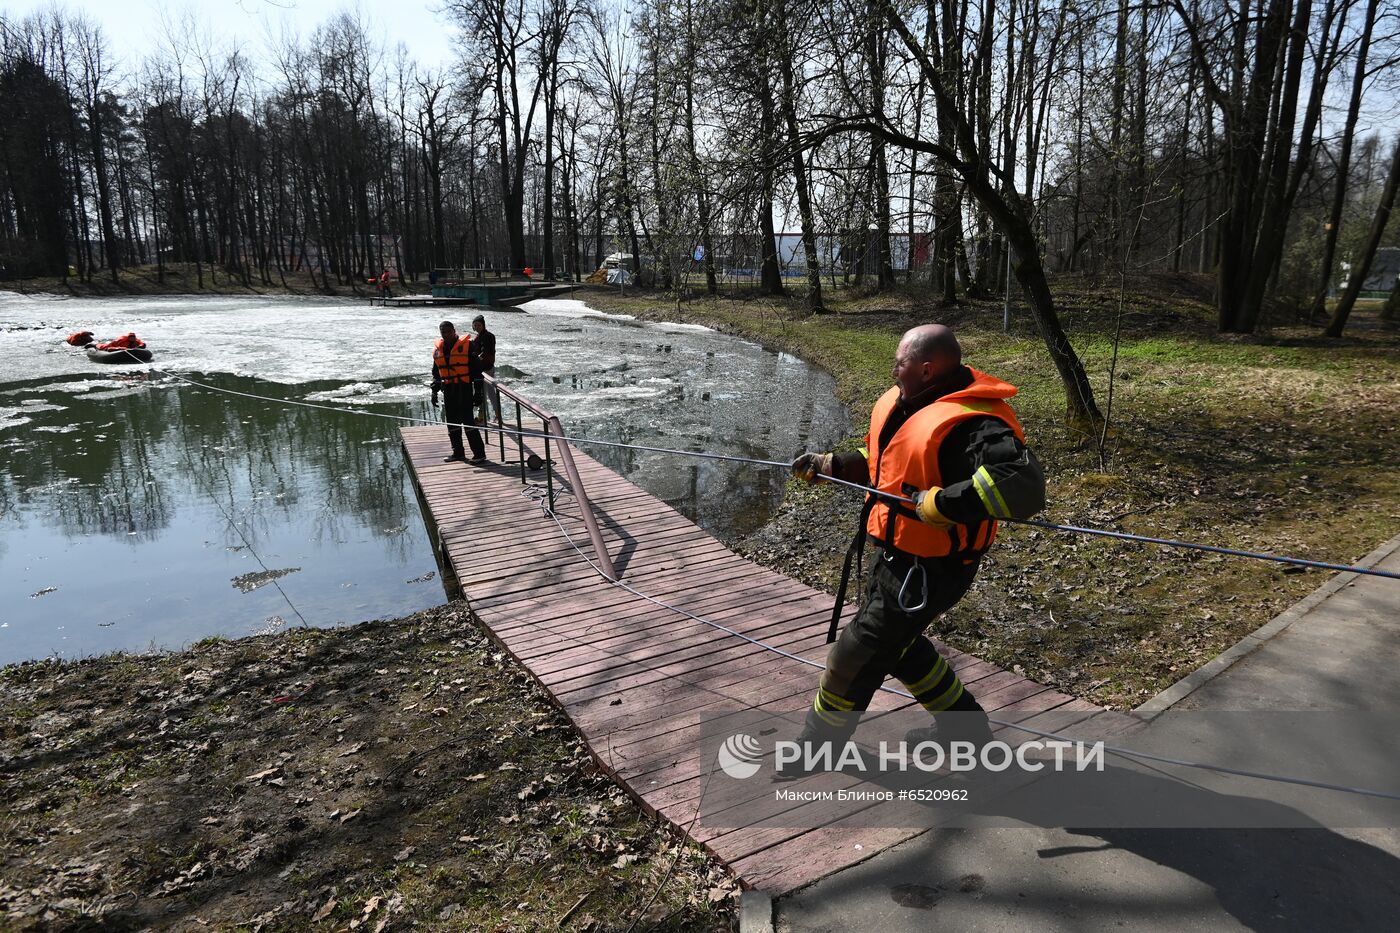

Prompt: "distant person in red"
[96,333,146,350]
[65,330,95,346]
[522,266,533,279]
[378,269,393,299]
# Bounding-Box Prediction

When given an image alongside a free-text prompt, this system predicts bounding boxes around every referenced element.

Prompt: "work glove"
[431,390,440,408]
[791,452,833,484]
[913,487,954,528]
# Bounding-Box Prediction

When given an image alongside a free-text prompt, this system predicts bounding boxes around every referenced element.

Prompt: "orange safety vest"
[97,332,146,350]
[433,335,473,385]
[865,367,1025,559]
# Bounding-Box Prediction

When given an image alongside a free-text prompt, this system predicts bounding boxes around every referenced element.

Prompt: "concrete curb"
[739,890,774,933]
[1135,532,1400,719]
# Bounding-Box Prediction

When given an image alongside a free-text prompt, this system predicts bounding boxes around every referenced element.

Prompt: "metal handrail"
[433,267,502,284]
[481,372,617,581]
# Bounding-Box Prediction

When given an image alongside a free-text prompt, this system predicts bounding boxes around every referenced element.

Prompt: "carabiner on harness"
[890,552,928,613]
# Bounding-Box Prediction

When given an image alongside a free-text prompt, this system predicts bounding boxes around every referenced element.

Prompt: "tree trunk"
[1237,0,1315,332]
[87,101,120,282]
[774,0,823,311]
[878,7,1101,427]
[543,61,556,279]
[756,23,785,297]
[866,5,894,289]
[1325,136,1400,337]
[1311,0,1378,321]
[1110,0,1128,257]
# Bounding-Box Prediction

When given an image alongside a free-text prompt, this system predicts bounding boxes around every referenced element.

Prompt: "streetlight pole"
[867,222,878,285]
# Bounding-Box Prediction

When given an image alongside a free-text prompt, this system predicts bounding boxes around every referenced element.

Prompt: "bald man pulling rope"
[786,324,1047,772]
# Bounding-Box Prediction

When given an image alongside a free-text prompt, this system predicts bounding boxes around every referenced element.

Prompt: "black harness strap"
[828,495,877,643]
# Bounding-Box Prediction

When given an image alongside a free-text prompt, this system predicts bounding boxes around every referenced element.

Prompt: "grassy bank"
[0,606,735,931]
[581,275,1400,710]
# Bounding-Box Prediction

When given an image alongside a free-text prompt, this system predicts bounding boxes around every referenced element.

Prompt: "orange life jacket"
[96,333,145,350]
[865,368,1025,559]
[66,330,94,346]
[379,271,391,285]
[433,335,473,385]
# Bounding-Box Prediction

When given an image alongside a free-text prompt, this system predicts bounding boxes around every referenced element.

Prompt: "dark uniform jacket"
[469,329,496,372]
[833,365,1045,528]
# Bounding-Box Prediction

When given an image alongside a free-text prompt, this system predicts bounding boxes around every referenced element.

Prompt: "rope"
[534,493,1400,804]
[1009,518,1400,580]
[172,404,311,629]
[107,359,1400,801]
[134,360,1400,582]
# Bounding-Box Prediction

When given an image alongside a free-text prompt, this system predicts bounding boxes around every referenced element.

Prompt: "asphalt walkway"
[770,534,1400,932]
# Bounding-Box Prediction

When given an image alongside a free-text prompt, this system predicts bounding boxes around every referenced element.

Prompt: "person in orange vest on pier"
[430,320,486,463]
[378,269,393,299]
[784,324,1046,774]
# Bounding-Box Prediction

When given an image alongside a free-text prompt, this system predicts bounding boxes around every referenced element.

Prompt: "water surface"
[0,293,846,664]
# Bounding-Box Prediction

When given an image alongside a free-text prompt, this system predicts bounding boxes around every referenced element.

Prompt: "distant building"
[1348,246,1400,299]
[772,232,932,273]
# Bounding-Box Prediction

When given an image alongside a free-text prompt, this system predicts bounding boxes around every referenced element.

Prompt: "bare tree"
[1325,135,1400,336]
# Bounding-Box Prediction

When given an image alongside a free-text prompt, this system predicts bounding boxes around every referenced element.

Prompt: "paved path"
[773,535,1400,932]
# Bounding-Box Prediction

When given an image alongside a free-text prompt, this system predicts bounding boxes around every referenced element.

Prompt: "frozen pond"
[0,293,846,664]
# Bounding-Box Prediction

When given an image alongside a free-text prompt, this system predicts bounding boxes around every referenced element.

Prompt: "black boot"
[904,710,993,752]
[774,710,860,782]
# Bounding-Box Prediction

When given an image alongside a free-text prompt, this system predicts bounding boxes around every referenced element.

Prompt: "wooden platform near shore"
[399,423,1095,895]
[369,295,477,308]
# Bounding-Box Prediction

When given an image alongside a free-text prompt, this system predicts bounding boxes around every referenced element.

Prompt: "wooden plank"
[503,584,818,659]
[524,602,832,687]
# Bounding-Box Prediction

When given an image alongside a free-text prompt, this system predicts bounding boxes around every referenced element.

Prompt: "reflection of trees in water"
[554,347,844,541]
[0,476,14,565]
[583,417,641,478]
[7,375,420,549]
[6,359,842,549]
[10,379,176,538]
[175,377,418,555]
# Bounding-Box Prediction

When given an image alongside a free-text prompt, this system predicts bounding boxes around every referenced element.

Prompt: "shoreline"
[4,277,1398,926]
[0,267,435,301]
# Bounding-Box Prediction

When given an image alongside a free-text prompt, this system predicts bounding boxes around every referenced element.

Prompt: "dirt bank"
[0,605,735,931]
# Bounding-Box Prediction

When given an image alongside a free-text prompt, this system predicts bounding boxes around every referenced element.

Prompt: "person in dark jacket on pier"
[431,320,485,463]
[470,314,502,425]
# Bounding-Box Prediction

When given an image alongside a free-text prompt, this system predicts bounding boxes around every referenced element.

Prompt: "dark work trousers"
[806,549,983,740]
[442,384,485,459]
[474,369,502,424]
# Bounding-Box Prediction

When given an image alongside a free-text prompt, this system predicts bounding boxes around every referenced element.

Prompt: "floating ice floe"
[231,567,302,593]
[303,382,422,406]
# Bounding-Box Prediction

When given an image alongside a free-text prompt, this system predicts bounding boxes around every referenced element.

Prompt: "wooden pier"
[371,282,575,309]
[369,295,477,308]
[400,412,1095,894]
